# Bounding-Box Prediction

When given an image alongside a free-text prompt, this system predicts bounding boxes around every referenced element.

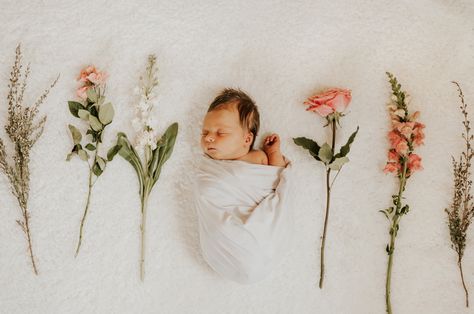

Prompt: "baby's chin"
[203,148,222,160]
[203,148,238,161]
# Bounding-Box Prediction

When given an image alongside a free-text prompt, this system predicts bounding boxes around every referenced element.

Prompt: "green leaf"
[89,115,103,131]
[334,126,359,159]
[78,109,90,121]
[87,88,98,103]
[66,153,74,161]
[85,143,96,151]
[68,125,82,144]
[98,102,114,125]
[379,210,389,220]
[293,137,321,161]
[68,101,85,118]
[92,162,103,176]
[78,149,89,161]
[400,205,410,215]
[96,156,106,170]
[115,133,144,178]
[151,123,179,183]
[107,144,122,161]
[328,156,349,170]
[318,143,333,164]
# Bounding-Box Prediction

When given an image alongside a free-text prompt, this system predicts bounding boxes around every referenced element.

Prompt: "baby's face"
[201,106,253,160]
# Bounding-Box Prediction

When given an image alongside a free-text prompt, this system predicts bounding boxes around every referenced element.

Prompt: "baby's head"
[201,88,260,160]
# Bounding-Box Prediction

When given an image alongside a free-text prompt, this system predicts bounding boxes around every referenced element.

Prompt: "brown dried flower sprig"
[0,44,59,275]
[446,81,474,308]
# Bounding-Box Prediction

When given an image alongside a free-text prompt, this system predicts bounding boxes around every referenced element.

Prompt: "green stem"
[319,119,336,289]
[75,144,99,257]
[140,189,149,281]
[386,160,407,314]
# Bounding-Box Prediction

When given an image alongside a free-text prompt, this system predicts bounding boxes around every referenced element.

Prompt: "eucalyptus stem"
[75,143,99,257]
[386,159,408,314]
[319,119,337,288]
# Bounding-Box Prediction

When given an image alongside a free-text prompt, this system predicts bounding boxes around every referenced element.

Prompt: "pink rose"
[304,88,352,117]
[77,65,107,86]
[87,71,107,85]
[77,85,90,100]
[77,66,97,82]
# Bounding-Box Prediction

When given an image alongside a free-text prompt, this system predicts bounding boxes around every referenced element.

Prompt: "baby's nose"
[205,135,215,142]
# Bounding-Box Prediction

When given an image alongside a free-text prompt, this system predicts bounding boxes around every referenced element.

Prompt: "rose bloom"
[77,65,107,86]
[76,85,90,100]
[304,88,352,117]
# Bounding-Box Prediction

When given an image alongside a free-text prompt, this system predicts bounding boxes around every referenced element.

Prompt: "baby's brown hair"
[207,88,260,150]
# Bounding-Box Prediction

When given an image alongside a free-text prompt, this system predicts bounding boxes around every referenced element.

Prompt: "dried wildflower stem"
[319,119,336,288]
[445,81,474,308]
[0,44,58,274]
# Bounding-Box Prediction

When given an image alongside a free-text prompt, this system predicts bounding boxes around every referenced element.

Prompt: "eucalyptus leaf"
[85,143,96,151]
[89,115,103,131]
[78,109,90,121]
[87,88,98,103]
[68,101,84,118]
[68,124,82,144]
[293,137,321,161]
[98,102,114,125]
[318,143,333,164]
[96,156,106,170]
[78,149,89,161]
[92,162,103,176]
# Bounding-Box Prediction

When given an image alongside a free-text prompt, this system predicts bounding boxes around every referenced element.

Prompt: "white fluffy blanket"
[194,155,293,284]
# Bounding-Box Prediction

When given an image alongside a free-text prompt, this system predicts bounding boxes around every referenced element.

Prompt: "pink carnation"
[304,88,352,117]
[77,65,107,86]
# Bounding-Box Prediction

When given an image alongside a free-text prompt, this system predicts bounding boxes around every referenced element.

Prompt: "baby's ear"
[244,132,254,145]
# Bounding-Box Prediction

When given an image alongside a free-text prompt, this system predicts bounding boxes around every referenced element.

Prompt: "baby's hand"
[263,133,281,155]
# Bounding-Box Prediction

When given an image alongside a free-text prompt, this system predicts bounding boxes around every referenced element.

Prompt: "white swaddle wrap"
[194,155,293,284]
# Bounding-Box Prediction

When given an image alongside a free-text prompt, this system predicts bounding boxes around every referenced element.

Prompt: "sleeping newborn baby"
[194,88,293,284]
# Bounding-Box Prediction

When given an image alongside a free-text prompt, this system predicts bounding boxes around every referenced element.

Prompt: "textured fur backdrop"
[0,0,473,313]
